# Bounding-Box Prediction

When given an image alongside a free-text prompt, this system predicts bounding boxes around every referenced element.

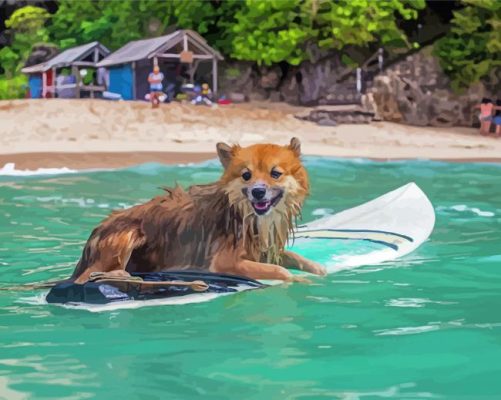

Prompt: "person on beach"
[191,83,213,106]
[493,99,501,137]
[473,98,494,135]
[148,66,164,108]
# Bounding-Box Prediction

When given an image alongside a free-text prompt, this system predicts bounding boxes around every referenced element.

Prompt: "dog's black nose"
[251,187,266,200]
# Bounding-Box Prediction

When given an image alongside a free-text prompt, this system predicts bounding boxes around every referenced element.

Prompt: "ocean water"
[0,157,500,399]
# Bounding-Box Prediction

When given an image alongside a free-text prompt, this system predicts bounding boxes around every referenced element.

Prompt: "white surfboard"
[290,182,435,272]
[30,182,435,312]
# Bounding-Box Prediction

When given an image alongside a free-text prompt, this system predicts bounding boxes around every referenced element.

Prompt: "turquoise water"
[1,157,500,399]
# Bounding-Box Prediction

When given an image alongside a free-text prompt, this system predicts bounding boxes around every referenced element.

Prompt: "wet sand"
[2,152,500,171]
[0,151,213,170]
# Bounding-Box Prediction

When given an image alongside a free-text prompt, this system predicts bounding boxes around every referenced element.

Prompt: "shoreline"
[0,151,214,170]
[1,151,501,171]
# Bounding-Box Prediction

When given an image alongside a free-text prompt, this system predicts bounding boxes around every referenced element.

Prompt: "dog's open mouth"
[251,193,283,215]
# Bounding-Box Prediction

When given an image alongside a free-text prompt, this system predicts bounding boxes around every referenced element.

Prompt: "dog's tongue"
[254,201,270,210]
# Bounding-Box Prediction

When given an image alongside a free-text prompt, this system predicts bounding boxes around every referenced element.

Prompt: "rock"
[24,44,59,67]
[371,75,404,122]
[361,93,382,121]
[369,47,493,127]
[295,105,374,126]
[219,62,255,98]
[296,55,343,105]
[248,89,269,101]
[268,91,281,102]
[317,116,337,126]
[228,92,247,103]
[259,66,282,90]
[279,72,300,104]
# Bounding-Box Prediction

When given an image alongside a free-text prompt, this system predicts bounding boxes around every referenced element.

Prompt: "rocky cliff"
[219,47,492,127]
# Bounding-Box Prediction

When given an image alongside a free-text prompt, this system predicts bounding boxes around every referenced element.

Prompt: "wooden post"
[212,58,218,96]
[92,48,99,99]
[189,60,200,84]
[356,67,362,94]
[42,71,47,98]
[73,65,81,98]
[183,32,188,52]
[52,67,56,98]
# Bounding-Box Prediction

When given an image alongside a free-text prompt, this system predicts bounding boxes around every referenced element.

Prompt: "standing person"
[148,66,164,108]
[473,98,494,135]
[493,99,501,137]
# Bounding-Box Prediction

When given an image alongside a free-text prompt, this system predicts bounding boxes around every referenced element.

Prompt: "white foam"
[374,325,440,336]
[448,204,495,217]
[312,208,334,217]
[0,162,77,176]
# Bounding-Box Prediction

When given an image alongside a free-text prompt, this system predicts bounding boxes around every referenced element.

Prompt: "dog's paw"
[305,261,327,276]
[289,275,312,284]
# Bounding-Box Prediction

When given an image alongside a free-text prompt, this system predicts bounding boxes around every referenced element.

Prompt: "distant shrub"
[0,75,28,100]
[434,0,501,91]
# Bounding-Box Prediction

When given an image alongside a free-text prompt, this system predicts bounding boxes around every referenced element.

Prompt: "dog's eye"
[242,171,252,181]
[270,169,282,179]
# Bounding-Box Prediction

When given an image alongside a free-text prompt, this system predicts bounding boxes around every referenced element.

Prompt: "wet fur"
[71,139,324,284]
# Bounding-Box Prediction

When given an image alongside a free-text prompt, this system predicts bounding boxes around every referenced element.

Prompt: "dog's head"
[217,138,309,217]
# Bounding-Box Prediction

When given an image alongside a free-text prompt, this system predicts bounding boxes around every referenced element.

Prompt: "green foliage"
[172,0,241,54]
[3,0,463,99]
[0,75,28,100]
[50,0,175,50]
[434,0,501,91]
[232,0,425,65]
[5,5,51,32]
[0,5,50,99]
[1,6,51,77]
[0,47,20,78]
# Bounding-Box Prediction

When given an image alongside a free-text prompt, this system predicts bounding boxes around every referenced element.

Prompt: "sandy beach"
[1,99,500,169]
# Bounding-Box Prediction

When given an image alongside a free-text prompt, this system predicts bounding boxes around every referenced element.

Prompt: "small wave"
[385,297,456,308]
[0,162,78,177]
[375,325,440,336]
[312,208,334,217]
[437,204,495,217]
[123,159,220,174]
[12,195,138,209]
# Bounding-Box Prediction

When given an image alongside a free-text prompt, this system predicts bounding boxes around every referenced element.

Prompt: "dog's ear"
[289,137,301,157]
[216,142,233,169]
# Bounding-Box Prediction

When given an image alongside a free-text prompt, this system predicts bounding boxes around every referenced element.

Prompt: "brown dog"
[71,138,326,284]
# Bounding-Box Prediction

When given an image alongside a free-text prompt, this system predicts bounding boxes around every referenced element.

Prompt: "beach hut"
[96,30,223,101]
[22,41,110,99]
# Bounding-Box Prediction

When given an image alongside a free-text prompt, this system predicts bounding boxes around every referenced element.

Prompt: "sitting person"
[191,83,213,106]
[493,99,501,138]
[473,98,494,135]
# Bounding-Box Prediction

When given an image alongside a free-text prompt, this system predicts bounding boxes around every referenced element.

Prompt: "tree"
[171,0,241,54]
[434,0,501,91]
[231,0,425,66]
[49,0,175,50]
[0,5,51,77]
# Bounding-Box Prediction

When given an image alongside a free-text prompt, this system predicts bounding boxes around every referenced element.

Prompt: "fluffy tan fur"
[70,138,325,284]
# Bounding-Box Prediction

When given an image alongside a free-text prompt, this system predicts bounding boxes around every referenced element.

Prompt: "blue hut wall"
[108,64,133,100]
[28,75,43,99]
